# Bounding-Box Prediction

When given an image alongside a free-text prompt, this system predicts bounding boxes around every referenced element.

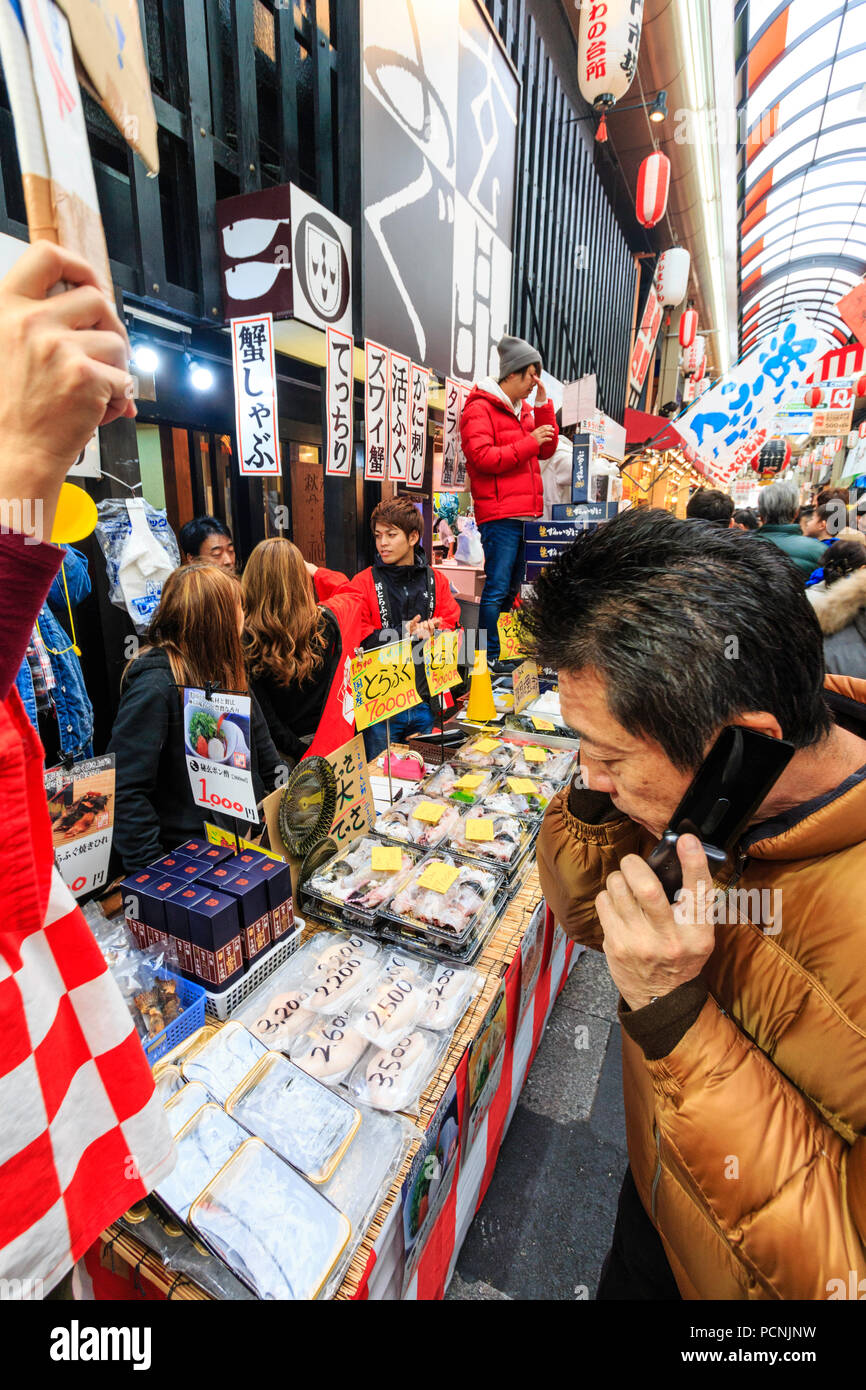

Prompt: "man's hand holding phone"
[595,836,716,1011]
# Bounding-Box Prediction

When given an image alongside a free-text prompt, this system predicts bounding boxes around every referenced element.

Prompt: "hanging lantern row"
[679,306,698,349]
[578,0,646,141]
[682,334,705,377]
[636,151,671,228]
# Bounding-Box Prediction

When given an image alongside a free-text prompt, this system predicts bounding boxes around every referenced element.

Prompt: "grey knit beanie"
[497,334,542,380]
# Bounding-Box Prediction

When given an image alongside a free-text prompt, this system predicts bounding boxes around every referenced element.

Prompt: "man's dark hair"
[733,508,759,530]
[370,496,423,541]
[179,514,232,557]
[519,508,832,771]
[686,487,735,526]
[824,538,866,586]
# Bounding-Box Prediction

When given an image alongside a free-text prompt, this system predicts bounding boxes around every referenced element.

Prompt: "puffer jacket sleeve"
[536,784,644,948]
[647,997,866,1299]
[531,398,558,460]
[460,396,539,476]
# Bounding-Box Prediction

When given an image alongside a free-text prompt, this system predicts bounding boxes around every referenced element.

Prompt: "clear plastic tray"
[154,1102,248,1222]
[288,1012,370,1087]
[378,851,504,947]
[302,835,425,929]
[188,1137,352,1300]
[225,1051,361,1184]
[477,772,559,820]
[455,733,518,770]
[180,1021,267,1105]
[373,793,466,849]
[447,802,535,873]
[163,1079,211,1137]
[502,740,576,784]
[346,1028,449,1114]
[419,762,500,806]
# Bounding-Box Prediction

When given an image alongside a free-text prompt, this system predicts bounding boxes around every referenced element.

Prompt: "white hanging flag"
[364,339,389,481]
[440,377,462,490]
[326,326,354,477]
[407,363,429,489]
[454,383,470,489]
[388,348,410,482]
[231,313,280,475]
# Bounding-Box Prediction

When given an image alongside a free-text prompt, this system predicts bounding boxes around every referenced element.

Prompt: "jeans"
[363,700,437,761]
[478,518,526,662]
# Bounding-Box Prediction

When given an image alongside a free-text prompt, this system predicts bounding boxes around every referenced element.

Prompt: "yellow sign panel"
[474,737,501,753]
[531,717,556,732]
[497,612,524,661]
[422,629,461,698]
[414,801,445,825]
[465,818,494,842]
[507,777,537,795]
[371,844,404,872]
[350,639,422,731]
[455,772,485,790]
[204,822,238,850]
[512,659,539,715]
[239,836,284,863]
[522,745,548,764]
[417,862,460,894]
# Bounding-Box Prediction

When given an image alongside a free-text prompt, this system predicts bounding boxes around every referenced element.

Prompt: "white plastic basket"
[203,921,304,1020]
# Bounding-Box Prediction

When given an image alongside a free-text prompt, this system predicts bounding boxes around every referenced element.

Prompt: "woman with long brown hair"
[109,562,279,871]
[242,537,366,762]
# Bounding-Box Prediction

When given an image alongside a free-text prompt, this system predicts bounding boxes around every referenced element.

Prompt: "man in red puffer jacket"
[460,335,557,666]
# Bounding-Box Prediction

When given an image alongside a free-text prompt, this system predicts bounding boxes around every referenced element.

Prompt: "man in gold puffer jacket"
[522,508,866,1300]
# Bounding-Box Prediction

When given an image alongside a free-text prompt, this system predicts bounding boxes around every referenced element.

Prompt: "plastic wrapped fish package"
[302,835,423,924]
[417,963,485,1032]
[346,1028,449,1114]
[383,852,503,944]
[420,762,499,805]
[289,1012,369,1087]
[449,804,533,871]
[163,1079,212,1136]
[154,1102,248,1222]
[503,741,577,784]
[373,793,464,848]
[302,931,384,1015]
[344,958,432,1048]
[180,1021,267,1104]
[456,734,517,770]
[152,1064,185,1104]
[479,773,558,820]
[226,1052,361,1183]
[189,1138,351,1300]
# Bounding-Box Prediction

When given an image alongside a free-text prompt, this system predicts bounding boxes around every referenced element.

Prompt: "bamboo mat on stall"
[99,865,543,1302]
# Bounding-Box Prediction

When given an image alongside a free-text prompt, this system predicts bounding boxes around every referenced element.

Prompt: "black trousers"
[596,1167,682,1300]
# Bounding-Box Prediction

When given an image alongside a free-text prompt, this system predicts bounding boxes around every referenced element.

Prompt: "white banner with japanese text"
[455,383,470,489]
[407,362,429,488]
[439,377,462,491]
[388,348,411,481]
[231,313,281,475]
[364,338,390,481]
[326,325,354,476]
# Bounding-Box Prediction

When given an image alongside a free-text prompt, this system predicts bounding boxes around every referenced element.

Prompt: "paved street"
[446,948,627,1301]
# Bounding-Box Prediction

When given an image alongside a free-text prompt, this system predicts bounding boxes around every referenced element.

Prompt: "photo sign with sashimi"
[350,639,422,730]
[45,754,115,897]
[183,689,258,823]
[674,314,832,470]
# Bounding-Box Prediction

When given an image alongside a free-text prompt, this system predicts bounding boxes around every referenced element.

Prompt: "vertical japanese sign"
[454,383,470,489]
[231,313,281,475]
[440,377,462,490]
[326,734,377,848]
[629,280,663,396]
[407,362,429,489]
[364,338,390,481]
[45,754,115,897]
[388,349,410,482]
[326,325,354,477]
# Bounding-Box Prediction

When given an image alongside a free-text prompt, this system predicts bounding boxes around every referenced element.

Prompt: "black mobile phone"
[646,726,795,902]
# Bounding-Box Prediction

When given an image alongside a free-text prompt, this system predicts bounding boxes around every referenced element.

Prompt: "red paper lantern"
[679,307,698,349]
[804,386,823,408]
[636,151,670,228]
[856,374,866,398]
[694,356,706,383]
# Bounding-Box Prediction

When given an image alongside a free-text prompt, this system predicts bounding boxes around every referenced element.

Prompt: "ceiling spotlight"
[184,351,213,390]
[649,89,668,123]
[132,342,159,374]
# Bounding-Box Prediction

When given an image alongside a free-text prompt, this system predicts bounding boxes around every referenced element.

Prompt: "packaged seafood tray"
[381,904,500,966]
[455,733,517,771]
[372,792,466,849]
[420,761,500,806]
[501,739,577,785]
[231,930,379,1046]
[378,851,505,949]
[476,772,559,821]
[447,801,537,878]
[300,835,427,931]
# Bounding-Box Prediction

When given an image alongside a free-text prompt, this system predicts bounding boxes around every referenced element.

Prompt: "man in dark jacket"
[460,335,558,666]
[754,480,826,578]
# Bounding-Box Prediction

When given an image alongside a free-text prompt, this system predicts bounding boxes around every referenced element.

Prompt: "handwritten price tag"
[522,746,548,764]
[417,862,460,894]
[465,818,494,842]
[497,612,524,661]
[455,772,485,790]
[414,801,446,825]
[371,844,404,872]
[205,821,238,849]
[507,777,538,795]
[422,629,461,698]
[473,737,501,753]
[512,659,539,715]
[350,639,422,731]
[531,717,556,732]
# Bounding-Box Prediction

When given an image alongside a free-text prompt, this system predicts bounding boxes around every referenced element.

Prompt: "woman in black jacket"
[108,562,280,871]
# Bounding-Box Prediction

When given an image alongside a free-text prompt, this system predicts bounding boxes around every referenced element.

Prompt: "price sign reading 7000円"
[350,639,422,731]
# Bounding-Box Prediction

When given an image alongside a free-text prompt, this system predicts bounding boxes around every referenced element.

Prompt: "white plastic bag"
[454,517,484,566]
[94,498,180,633]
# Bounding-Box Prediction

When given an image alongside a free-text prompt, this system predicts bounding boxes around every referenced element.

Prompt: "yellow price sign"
[455,772,485,790]
[204,821,238,850]
[350,639,422,731]
[512,659,539,715]
[497,611,524,661]
[422,629,461,699]
[239,836,284,863]
[522,745,548,763]
[371,844,404,872]
[465,817,494,842]
[531,716,556,732]
[507,777,538,795]
[414,801,445,825]
[417,862,460,894]
[473,737,501,753]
